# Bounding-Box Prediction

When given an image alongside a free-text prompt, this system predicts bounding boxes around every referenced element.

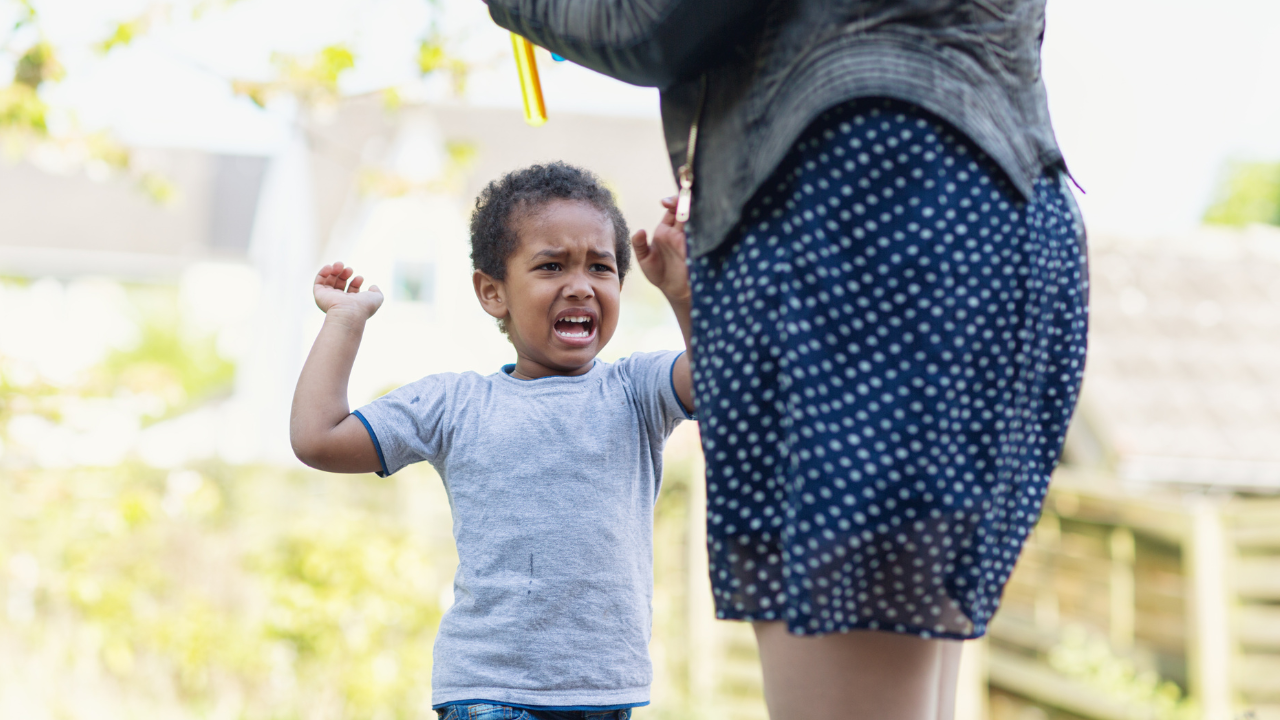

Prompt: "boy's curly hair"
[469,161,631,282]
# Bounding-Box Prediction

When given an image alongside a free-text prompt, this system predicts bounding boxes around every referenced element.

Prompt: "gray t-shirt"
[354,351,691,709]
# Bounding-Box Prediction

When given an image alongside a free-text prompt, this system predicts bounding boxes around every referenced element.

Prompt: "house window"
[393,261,436,303]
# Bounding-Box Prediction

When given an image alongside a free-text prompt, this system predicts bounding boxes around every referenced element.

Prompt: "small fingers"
[348,275,364,292]
[654,223,689,255]
[317,262,361,291]
[317,262,353,286]
[660,195,677,208]
[631,228,649,257]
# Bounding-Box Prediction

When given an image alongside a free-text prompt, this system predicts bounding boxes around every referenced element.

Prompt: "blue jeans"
[436,704,632,720]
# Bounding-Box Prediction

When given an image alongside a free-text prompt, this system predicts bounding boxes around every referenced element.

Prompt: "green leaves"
[256,517,440,716]
[0,278,446,717]
[232,44,358,108]
[417,39,446,74]
[14,40,63,87]
[1203,161,1280,228]
[284,44,356,95]
[139,172,180,204]
[0,9,143,188]
[316,44,355,82]
[0,82,47,134]
[1048,625,1197,720]
[2,0,473,206]
[1,461,446,718]
[97,287,234,420]
[97,18,148,54]
[0,41,60,137]
[417,34,469,95]
[9,0,35,32]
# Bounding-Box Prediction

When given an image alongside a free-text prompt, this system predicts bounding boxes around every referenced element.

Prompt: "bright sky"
[22,0,1280,238]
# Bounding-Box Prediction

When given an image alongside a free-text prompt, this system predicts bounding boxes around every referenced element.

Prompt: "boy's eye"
[591,263,615,273]
[537,263,562,271]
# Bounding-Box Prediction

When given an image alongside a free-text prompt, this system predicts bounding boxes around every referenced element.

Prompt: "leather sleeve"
[487,0,767,88]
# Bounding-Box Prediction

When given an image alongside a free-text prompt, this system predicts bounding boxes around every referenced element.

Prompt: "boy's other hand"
[314,261,384,320]
[633,196,691,303]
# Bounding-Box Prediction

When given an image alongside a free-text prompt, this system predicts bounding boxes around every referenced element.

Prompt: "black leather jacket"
[489,0,1066,258]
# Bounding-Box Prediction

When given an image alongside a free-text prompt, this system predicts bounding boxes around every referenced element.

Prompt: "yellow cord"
[511,33,547,127]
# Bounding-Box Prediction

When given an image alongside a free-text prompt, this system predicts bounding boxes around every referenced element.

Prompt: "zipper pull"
[676,164,694,223]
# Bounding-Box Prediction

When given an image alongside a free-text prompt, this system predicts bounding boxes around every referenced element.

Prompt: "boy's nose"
[562,271,595,299]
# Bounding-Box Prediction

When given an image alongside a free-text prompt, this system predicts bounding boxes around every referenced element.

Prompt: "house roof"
[1074,227,1280,490]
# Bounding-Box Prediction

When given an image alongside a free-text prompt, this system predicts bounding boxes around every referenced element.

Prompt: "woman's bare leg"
[752,622,962,720]
[935,641,963,720]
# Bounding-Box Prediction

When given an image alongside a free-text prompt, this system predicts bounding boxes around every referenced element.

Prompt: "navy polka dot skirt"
[689,99,1088,639]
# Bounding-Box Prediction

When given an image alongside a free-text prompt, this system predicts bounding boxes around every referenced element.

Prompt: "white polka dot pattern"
[688,100,1088,639]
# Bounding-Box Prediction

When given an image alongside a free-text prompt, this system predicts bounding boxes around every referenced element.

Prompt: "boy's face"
[474,200,621,378]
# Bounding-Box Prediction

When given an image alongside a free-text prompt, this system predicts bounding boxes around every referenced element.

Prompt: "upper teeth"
[562,316,590,323]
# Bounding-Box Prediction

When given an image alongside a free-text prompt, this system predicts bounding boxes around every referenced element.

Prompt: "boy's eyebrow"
[528,248,616,261]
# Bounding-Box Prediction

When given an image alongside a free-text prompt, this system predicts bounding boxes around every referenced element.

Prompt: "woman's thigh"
[752,622,962,720]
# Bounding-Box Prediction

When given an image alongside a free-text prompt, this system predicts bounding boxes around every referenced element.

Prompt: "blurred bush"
[1,459,451,718]
[1203,161,1280,227]
[0,277,454,719]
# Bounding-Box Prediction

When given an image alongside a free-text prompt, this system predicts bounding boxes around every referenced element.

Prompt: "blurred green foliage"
[1,0,466,200]
[0,6,146,189]
[417,34,468,95]
[98,319,234,423]
[0,81,45,134]
[0,279,453,718]
[1048,626,1197,720]
[14,39,63,88]
[417,39,446,74]
[259,519,440,717]
[0,461,445,718]
[97,19,148,54]
[357,139,479,198]
[233,44,357,109]
[0,38,60,140]
[1203,161,1280,227]
[138,170,181,204]
[0,283,236,429]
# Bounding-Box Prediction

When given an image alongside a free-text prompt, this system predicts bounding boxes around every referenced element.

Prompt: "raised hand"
[292,261,385,475]
[313,261,384,320]
[633,196,691,303]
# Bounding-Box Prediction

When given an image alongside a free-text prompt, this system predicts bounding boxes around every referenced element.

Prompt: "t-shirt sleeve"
[617,350,695,439]
[351,374,454,477]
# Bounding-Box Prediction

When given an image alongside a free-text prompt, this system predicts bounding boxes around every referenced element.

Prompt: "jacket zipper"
[675,76,708,223]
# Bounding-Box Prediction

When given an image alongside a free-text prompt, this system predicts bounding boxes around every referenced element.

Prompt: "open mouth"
[553,313,595,341]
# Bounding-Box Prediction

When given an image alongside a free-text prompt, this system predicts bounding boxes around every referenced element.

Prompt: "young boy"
[290,162,696,719]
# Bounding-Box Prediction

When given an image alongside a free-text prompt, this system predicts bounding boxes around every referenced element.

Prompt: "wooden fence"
[989,470,1280,720]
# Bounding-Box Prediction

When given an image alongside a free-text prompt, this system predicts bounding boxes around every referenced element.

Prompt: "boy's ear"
[473,270,509,321]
